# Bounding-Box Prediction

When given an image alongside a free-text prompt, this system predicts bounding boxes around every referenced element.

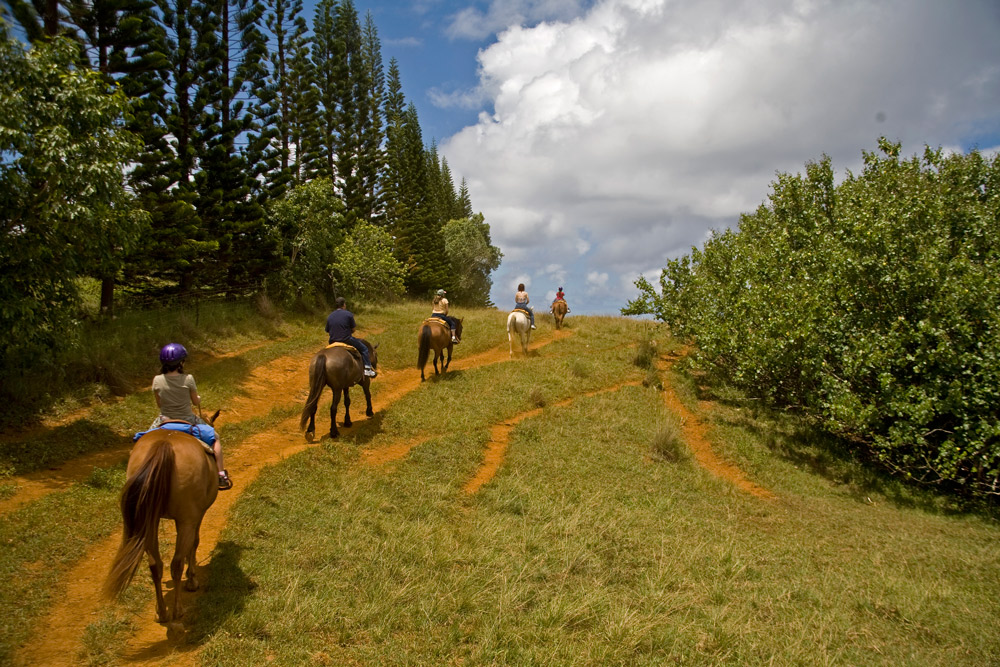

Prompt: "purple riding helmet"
[159,343,188,363]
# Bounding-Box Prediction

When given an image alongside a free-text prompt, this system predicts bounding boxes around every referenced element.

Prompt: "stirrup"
[218,470,233,490]
[452,336,460,343]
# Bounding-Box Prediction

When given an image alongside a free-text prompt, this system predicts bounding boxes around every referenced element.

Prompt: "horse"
[417,317,463,381]
[507,309,531,357]
[104,410,221,638]
[300,339,378,440]
[551,300,568,329]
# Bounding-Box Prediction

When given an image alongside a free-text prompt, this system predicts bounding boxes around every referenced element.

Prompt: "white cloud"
[443,0,1000,314]
[446,0,592,41]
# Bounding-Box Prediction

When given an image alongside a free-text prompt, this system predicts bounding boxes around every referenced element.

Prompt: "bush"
[625,139,1000,498]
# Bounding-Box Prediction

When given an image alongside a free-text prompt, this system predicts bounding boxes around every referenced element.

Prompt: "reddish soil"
[658,352,773,499]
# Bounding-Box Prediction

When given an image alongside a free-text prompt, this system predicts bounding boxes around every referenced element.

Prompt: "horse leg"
[184,517,204,592]
[362,379,374,417]
[329,389,340,438]
[306,407,316,440]
[342,387,352,428]
[433,349,440,375]
[445,343,453,371]
[170,520,198,621]
[147,534,168,623]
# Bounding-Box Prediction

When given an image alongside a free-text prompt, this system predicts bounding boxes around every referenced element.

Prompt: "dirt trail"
[15,328,569,666]
[659,353,773,499]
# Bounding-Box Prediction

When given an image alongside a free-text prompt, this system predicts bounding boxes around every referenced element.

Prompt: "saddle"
[423,316,449,328]
[512,307,531,317]
[326,341,362,360]
[132,421,217,457]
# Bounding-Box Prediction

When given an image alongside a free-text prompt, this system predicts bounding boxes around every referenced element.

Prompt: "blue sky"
[286,2,998,314]
[338,0,1000,315]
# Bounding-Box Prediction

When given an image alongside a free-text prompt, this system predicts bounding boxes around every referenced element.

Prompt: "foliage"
[266,178,346,299]
[331,220,406,302]
[442,213,503,307]
[624,139,1000,498]
[0,34,146,366]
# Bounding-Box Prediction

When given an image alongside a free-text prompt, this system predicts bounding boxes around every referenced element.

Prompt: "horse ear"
[373,342,380,349]
[209,409,221,425]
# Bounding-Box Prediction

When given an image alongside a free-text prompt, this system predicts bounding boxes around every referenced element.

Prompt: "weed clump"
[633,336,657,369]
[529,388,546,408]
[651,417,688,463]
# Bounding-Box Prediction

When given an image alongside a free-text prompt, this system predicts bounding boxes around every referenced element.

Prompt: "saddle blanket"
[423,316,449,327]
[133,422,217,453]
[325,341,362,358]
[512,308,531,317]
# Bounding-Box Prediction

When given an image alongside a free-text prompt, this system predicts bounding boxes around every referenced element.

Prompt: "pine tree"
[357,10,384,224]
[308,0,337,179]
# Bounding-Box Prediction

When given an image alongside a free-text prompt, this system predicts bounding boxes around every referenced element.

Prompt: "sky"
[310,1,1000,314]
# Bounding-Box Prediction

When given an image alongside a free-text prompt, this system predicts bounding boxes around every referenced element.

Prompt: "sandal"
[218,470,233,490]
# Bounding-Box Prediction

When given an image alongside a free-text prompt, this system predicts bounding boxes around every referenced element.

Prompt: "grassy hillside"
[1,301,998,665]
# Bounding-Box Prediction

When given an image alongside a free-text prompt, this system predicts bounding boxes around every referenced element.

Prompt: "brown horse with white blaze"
[300,340,378,439]
[417,317,463,380]
[104,411,221,638]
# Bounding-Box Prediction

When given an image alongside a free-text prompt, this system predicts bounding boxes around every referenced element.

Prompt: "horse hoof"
[330,432,338,439]
[185,579,199,592]
[166,621,186,642]
[305,430,315,443]
[366,410,374,417]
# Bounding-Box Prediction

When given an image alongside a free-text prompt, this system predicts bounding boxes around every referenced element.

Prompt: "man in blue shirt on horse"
[326,297,376,377]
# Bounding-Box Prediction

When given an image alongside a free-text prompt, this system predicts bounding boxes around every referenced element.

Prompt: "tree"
[0,34,147,363]
[442,214,503,307]
[266,178,346,298]
[331,221,406,302]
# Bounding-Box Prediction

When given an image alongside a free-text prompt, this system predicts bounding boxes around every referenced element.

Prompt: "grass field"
[1,301,998,665]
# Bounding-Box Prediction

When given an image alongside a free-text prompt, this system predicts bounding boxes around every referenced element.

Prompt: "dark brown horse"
[300,339,378,439]
[551,300,568,329]
[417,317,463,380]
[104,411,221,639]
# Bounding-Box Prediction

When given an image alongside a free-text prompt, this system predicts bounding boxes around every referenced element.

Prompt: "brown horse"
[300,339,378,439]
[551,300,568,329]
[104,411,221,638]
[417,317,463,381]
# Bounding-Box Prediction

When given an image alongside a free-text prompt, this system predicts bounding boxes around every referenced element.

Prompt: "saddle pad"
[325,341,357,351]
[512,308,531,317]
[423,316,449,327]
[133,422,217,455]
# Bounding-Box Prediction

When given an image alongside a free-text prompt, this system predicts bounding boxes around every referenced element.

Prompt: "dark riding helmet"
[559,286,563,290]
[159,343,188,363]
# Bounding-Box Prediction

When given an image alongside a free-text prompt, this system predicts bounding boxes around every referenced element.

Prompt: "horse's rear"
[105,431,217,634]
[507,310,531,357]
[552,300,568,329]
[300,344,375,439]
[418,318,462,380]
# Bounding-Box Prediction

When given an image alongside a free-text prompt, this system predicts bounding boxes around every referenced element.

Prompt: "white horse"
[507,310,531,357]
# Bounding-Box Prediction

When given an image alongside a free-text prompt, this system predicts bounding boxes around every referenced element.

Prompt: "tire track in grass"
[15,328,573,666]
[464,381,642,495]
[658,353,774,499]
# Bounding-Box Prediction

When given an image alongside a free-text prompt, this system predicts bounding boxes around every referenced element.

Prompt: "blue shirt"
[326,309,356,343]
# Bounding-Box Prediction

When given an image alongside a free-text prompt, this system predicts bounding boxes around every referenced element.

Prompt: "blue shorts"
[133,421,217,446]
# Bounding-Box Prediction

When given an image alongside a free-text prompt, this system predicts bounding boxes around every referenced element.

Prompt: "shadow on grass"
[187,541,256,644]
[0,419,129,475]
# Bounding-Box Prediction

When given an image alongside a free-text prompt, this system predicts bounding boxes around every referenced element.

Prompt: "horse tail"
[300,353,328,431]
[104,437,174,599]
[417,325,432,370]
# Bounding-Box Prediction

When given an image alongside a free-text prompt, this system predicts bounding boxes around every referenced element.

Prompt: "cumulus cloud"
[442,0,1000,313]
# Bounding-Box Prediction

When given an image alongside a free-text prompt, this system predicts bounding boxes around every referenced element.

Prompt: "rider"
[326,297,377,377]
[151,343,232,490]
[552,286,570,312]
[431,289,460,343]
[515,283,536,329]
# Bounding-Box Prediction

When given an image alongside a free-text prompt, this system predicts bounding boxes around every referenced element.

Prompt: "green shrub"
[625,139,1000,498]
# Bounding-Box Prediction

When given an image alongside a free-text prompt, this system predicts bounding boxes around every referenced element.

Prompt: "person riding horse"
[326,297,376,377]
[551,286,570,312]
[431,289,460,343]
[150,343,232,490]
[515,283,536,330]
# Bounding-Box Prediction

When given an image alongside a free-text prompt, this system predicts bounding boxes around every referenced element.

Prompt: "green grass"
[2,301,999,665]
